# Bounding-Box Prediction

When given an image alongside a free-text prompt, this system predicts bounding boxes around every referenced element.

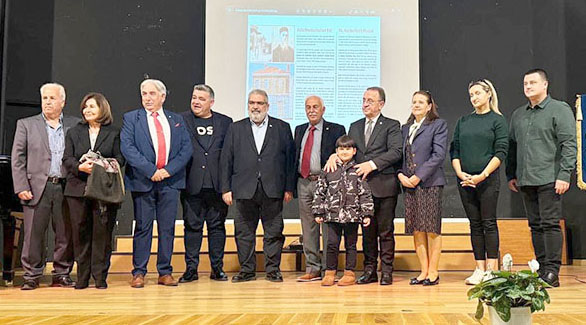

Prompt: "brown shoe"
[158,274,178,286]
[321,270,336,286]
[338,270,356,286]
[297,272,322,282]
[131,274,145,288]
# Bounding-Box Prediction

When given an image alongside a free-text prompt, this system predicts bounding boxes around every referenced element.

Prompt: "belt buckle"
[48,176,60,184]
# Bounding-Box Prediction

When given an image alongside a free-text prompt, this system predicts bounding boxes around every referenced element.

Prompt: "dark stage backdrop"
[3,0,586,257]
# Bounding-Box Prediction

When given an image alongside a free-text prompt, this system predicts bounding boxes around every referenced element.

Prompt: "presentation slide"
[246,15,380,128]
[206,1,419,130]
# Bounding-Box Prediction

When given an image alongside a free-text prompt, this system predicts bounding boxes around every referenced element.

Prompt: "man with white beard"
[220,89,295,283]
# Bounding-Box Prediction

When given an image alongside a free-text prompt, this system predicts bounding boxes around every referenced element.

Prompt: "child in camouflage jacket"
[312,135,373,286]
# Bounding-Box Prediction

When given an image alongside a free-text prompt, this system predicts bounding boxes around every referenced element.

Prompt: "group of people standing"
[10,67,575,290]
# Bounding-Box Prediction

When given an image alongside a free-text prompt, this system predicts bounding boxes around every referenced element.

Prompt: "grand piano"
[0,155,22,284]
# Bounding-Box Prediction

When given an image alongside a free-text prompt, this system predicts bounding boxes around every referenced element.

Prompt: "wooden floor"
[1,266,585,324]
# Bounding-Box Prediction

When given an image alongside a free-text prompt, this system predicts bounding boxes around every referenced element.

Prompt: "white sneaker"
[465,268,484,285]
[482,270,495,282]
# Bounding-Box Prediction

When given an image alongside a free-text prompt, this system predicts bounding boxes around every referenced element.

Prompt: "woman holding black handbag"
[63,93,124,289]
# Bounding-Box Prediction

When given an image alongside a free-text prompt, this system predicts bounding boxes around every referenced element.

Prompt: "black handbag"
[83,162,125,204]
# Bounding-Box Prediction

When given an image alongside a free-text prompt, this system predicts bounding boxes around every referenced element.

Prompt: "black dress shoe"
[232,272,256,283]
[541,272,560,287]
[380,272,393,285]
[409,277,425,285]
[21,279,39,290]
[266,271,284,282]
[51,275,75,287]
[210,268,228,281]
[423,276,440,286]
[95,280,108,289]
[75,282,89,290]
[357,270,378,284]
[179,268,199,283]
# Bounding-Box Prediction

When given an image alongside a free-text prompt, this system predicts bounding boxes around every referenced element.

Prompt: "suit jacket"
[62,122,125,197]
[348,114,402,198]
[293,119,345,197]
[399,118,448,188]
[180,110,233,195]
[120,108,193,192]
[11,113,79,206]
[220,116,295,199]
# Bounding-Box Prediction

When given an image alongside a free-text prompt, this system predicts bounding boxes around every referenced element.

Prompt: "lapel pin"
[326,127,329,130]
[269,124,273,128]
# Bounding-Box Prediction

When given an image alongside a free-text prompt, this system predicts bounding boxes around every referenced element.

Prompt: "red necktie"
[152,112,166,169]
[300,126,315,178]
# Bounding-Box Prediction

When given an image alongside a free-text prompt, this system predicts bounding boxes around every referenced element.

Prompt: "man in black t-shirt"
[179,84,233,282]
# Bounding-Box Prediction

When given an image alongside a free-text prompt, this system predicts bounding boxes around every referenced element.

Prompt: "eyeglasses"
[362,99,381,105]
[248,100,267,106]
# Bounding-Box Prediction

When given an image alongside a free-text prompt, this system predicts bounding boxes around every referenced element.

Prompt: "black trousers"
[457,172,500,260]
[235,182,284,274]
[519,183,563,275]
[181,189,228,271]
[67,197,117,284]
[325,222,359,271]
[362,196,397,273]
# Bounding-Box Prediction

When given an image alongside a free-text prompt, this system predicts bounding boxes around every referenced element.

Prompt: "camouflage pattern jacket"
[312,160,374,223]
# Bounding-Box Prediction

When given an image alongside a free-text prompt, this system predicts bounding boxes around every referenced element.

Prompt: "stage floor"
[1,266,585,324]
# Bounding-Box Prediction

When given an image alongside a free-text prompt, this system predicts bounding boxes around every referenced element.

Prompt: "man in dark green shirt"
[506,68,577,287]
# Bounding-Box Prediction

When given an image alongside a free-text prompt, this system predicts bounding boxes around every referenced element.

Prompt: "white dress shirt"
[250,115,269,154]
[409,116,426,144]
[364,113,381,170]
[146,108,171,166]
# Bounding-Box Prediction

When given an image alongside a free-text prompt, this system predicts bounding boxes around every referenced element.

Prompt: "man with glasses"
[220,89,295,283]
[325,86,402,285]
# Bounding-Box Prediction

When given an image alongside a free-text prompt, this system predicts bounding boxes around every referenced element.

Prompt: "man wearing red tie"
[293,95,345,281]
[120,79,192,288]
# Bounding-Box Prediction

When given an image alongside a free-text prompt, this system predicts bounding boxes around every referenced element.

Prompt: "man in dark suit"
[294,95,345,282]
[120,79,193,288]
[326,86,402,285]
[220,89,295,283]
[11,83,79,290]
[179,84,232,283]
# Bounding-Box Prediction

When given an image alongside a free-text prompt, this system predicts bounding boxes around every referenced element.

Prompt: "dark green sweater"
[450,110,508,174]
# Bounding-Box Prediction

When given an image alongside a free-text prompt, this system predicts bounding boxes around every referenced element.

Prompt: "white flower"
[502,253,513,271]
[528,259,540,273]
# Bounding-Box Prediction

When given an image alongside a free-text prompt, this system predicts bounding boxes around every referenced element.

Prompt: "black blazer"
[220,116,295,200]
[181,110,233,195]
[293,120,345,195]
[294,119,346,173]
[63,123,125,197]
[348,114,402,198]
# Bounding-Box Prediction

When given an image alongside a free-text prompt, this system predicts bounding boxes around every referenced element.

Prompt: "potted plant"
[467,254,551,324]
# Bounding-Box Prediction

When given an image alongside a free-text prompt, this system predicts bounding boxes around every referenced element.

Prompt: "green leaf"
[492,271,512,278]
[475,300,484,320]
[494,300,511,322]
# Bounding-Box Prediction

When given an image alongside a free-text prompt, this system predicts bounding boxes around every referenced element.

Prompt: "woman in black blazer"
[63,93,124,289]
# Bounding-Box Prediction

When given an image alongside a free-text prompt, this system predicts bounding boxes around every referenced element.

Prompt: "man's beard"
[250,110,267,123]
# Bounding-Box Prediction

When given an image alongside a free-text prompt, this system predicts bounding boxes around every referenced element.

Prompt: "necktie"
[152,112,166,169]
[365,119,373,146]
[300,125,316,178]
